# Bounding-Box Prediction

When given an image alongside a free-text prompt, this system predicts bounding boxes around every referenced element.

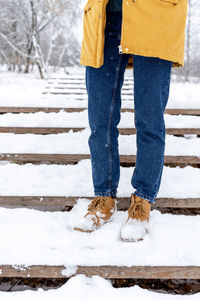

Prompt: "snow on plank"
[0,127,199,136]
[0,160,199,199]
[0,111,200,128]
[0,107,200,115]
[0,131,199,156]
[0,153,200,167]
[0,206,200,277]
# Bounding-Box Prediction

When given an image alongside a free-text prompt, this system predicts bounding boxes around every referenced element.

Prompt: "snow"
[0,202,200,266]
[0,160,199,198]
[0,69,200,108]
[1,274,200,300]
[120,218,149,242]
[0,68,200,298]
[0,130,199,156]
[0,110,200,128]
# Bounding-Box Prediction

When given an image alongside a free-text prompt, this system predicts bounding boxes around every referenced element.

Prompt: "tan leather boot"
[120,193,151,242]
[73,196,117,233]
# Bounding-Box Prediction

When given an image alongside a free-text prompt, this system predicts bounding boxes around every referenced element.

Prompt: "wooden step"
[0,107,86,114]
[49,77,134,81]
[0,127,83,134]
[45,87,134,94]
[0,153,200,167]
[45,85,132,91]
[0,196,199,209]
[0,107,200,115]
[0,265,199,279]
[42,91,135,96]
[0,127,199,136]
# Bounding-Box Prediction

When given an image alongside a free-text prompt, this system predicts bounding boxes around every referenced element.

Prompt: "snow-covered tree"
[0,0,81,78]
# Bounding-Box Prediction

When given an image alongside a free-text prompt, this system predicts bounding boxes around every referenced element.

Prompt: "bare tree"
[0,0,81,78]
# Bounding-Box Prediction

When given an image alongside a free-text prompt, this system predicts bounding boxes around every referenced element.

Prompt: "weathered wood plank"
[49,77,134,81]
[0,265,200,279]
[47,81,134,86]
[0,127,199,136]
[42,91,134,96]
[0,107,86,114]
[0,196,199,209]
[121,108,200,115]
[0,107,200,115]
[119,128,200,136]
[0,127,84,134]
[45,85,132,91]
[0,153,200,167]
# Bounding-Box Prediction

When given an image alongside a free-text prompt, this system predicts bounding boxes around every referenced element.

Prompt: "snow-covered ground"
[0,68,200,299]
[0,110,200,128]
[0,68,200,108]
[0,160,200,198]
[0,130,199,155]
[0,200,200,266]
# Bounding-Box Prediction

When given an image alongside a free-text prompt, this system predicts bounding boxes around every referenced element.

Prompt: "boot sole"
[73,226,96,233]
[120,237,144,242]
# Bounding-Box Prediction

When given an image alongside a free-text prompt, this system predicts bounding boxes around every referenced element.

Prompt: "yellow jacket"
[80,0,188,69]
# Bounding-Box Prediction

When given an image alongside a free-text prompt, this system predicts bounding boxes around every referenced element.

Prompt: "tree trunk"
[36,61,44,79]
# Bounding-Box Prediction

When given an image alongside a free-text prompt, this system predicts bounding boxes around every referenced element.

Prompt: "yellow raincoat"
[80,0,188,69]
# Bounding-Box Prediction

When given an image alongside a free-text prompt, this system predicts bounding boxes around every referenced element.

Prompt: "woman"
[73,0,188,242]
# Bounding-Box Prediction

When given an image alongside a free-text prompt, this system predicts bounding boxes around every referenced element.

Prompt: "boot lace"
[126,199,149,222]
[87,196,107,211]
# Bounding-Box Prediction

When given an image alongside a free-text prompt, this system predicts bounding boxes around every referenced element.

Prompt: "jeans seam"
[106,54,123,192]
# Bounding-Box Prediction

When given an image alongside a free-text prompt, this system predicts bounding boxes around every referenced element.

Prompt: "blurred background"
[0,0,199,81]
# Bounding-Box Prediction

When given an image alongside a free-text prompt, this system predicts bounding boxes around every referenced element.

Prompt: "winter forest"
[0,0,199,80]
[0,0,82,78]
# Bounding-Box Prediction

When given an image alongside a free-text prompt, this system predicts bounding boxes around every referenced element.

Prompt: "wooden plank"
[0,107,200,115]
[49,77,134,81]
[0,107,86,114]
[42,91,134,95]
[0,265,200,279]
[0,153,200,167]
[119,128,200,136]
[0,127,84,134]
[46,85,132,91]
[47,81,134,87]
[0,196,199,209]
[121,108,200,116]
[0,127,199,136]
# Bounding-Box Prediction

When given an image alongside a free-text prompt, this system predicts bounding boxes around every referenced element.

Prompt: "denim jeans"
[85,11,172,203]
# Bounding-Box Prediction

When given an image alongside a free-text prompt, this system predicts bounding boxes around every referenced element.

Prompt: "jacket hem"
[80,49,184,69]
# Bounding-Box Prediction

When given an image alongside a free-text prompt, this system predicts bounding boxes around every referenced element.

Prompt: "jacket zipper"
[118,45,123,54]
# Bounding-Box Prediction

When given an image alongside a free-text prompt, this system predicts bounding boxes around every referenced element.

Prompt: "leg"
[86,11,129,198]
[131,55,172,203]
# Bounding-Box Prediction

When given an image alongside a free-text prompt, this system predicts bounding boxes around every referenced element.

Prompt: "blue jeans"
[85,11,172,203]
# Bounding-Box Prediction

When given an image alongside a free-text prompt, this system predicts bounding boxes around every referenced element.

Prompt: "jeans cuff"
[133,191,156,204]
[95,190,117,198]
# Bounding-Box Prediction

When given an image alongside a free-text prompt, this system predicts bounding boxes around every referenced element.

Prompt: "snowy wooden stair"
[0,153,200,167]
[0,75,200,282]
[1,265,200,279]
[0,107,200,115]
[0,127,199,136]
[0,196,200,210]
